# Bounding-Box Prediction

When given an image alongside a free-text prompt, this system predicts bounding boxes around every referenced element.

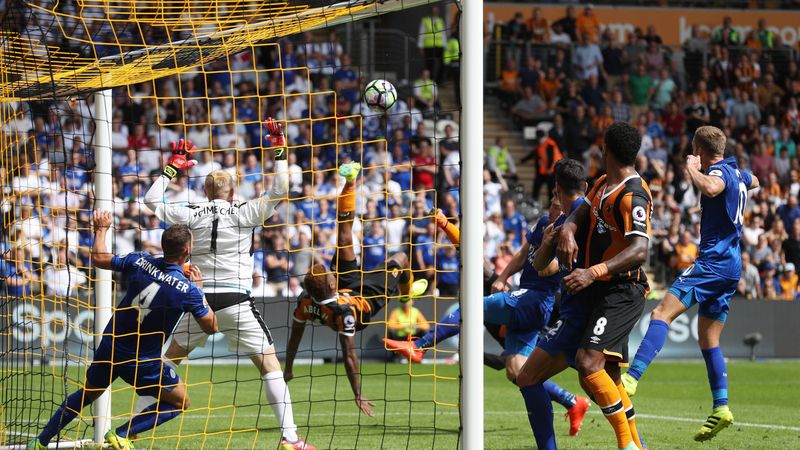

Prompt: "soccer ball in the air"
[364,79,397,112]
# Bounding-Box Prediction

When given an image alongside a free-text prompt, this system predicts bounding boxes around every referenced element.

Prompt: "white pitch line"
[171,409,800,432]
[16,409,800,433]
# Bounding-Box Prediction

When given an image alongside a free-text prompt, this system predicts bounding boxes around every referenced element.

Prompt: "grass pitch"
[5,360,799,449]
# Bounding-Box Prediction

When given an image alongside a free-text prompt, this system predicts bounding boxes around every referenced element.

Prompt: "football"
[364,79,397,112]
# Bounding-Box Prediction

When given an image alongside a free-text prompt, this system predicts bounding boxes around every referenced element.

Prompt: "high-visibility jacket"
[421,16,445,48]
[487,145,511,173]
[536,137,563,176]
[443,37,460,64]
[393,307,420,337]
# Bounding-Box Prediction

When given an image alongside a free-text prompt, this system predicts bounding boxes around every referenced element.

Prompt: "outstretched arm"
[91,210,114,270]
[340,334,374,416]
[238,118,289,227]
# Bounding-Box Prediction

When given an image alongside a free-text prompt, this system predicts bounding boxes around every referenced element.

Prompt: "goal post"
[91,89,113,445]
[459,0,483,448]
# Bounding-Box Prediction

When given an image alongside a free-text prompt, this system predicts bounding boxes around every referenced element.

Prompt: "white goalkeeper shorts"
[172,300,274,356]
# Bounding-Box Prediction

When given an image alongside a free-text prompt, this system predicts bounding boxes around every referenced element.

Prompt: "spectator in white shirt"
[572,32,603,80]
[43,248,87,297]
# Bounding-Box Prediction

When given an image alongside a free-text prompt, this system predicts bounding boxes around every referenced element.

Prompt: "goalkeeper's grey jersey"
[144,174,283,295]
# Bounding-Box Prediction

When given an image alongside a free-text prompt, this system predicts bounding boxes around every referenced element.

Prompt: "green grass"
[4,361,800,449]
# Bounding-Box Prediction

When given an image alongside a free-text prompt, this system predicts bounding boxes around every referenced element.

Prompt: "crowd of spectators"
[486,5,800,300]
[0,17,462,300]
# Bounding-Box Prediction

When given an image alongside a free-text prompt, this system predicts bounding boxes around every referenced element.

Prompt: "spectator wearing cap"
[779,263,798,300]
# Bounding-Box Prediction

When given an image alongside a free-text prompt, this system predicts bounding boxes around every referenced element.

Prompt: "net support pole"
[92,89,113,443]
[459,0,483,449]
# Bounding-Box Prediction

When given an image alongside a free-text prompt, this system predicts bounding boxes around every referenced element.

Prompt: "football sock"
[543,380,576,409]
[519,383,556,450]
[263,371,299,442]
[583,370,633,449]
[414,307,460,349]
[627,319,669,381]
[117,400,182,438]
[438,219,460,245]
[133,395,156,414]
[617,382,644,450]
[337,180,356,217]
[399,269,414,297]
[701,347,728,408]
[38,389,92,445]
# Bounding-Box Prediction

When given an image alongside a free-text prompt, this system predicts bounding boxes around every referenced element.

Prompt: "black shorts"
[333,257,402,317]
[579,281,647,363]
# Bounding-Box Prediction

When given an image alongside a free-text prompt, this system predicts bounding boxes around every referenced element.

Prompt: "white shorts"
[172,300,274,356]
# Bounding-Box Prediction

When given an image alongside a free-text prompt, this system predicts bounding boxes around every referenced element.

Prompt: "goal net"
[0,0,464,448]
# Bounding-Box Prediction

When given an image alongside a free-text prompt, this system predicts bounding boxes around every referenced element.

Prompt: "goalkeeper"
[140,118,313,450]
[284,162,427,416]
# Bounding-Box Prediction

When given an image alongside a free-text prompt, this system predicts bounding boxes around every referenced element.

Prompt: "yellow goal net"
[1,0,464,448]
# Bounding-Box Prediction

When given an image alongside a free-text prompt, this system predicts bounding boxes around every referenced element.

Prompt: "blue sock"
[701,347,728,408]
[543,380,576,410]
[117,400,182,438]
[38,389,92,445]
[414,307,460,349]
[520,384,556,450]
[627,319,670,380]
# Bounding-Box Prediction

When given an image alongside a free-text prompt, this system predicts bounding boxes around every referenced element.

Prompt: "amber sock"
[399,270,414,297]
[583,370,633,449]
[337,182,355,219]
[617,383,643,449]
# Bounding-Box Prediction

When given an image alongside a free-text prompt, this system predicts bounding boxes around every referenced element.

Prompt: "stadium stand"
[483,4,800,301]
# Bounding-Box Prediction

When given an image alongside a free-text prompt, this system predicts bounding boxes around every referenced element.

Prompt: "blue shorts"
[537,310,589,367]
[669,262,738,323]
[484,289,554,357]
[85,340,179,397]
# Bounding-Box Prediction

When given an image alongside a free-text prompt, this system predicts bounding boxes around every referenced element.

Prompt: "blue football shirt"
[697,157,752,280]
[105,252,209,359]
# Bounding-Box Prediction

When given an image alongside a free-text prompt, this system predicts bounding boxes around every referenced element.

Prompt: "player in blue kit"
[29,211,217,450]
[384,159,591,436]
[622,126,759,442]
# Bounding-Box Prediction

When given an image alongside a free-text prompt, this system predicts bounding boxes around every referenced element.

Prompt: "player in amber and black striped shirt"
[555,122,651,450]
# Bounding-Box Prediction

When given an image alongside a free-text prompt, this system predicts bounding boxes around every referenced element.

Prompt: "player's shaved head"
[304,263,336,301]
[603,122,642,166]
[554,159,586,195]
[162,224,192,261]
[205,170,233,200]
[693,126,727,157]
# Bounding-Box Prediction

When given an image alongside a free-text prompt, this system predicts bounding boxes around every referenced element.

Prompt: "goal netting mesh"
[0,0,463,448]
